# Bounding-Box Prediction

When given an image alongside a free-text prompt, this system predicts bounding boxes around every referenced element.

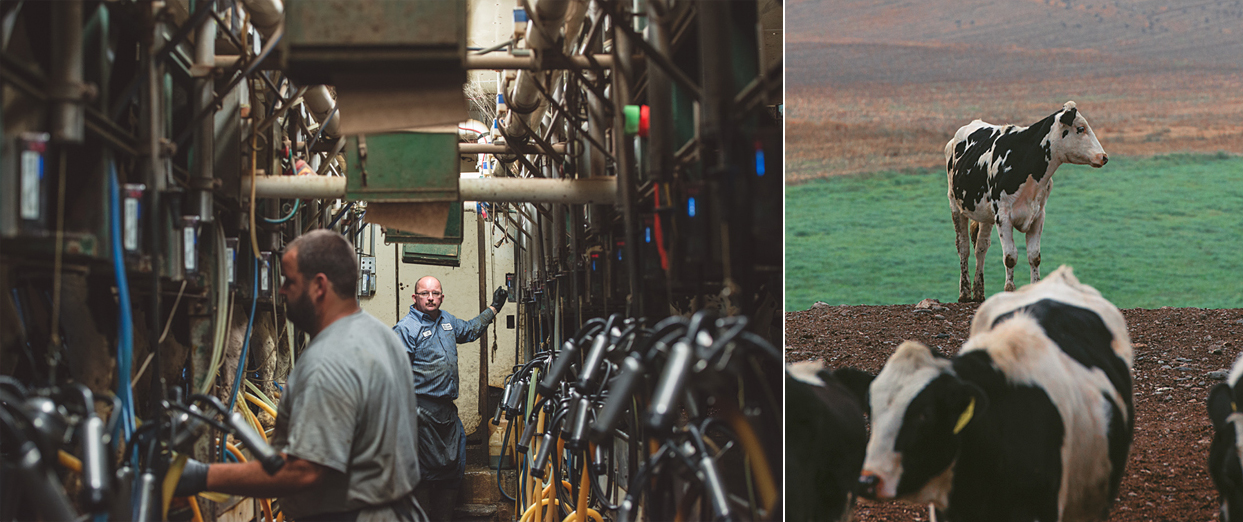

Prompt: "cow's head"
[1051,100,1108,168]
[858,341,986,508]
[1208,360,1243,522]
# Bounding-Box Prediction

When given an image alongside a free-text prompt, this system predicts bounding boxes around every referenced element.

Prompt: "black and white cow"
[858,266,1133,521]
[1207,354,1243,521]
[786,360,871,522]
[947,101,1108,302]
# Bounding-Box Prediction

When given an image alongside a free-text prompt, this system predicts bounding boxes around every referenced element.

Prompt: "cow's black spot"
[990,299,1131,412]
[1103,390,1131,510]
[1207,385,1243,522]
[948,351,1064,521]
[893,374,972,497]
[989,113,1057,200]
[950,127,1001,212]
[1062,129,1069,138]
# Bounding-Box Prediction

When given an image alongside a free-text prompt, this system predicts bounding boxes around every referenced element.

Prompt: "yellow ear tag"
[1233,401,1238,413]
[953,397,976,435]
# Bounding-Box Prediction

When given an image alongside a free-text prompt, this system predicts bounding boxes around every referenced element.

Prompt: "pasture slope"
[786,153,1243,311]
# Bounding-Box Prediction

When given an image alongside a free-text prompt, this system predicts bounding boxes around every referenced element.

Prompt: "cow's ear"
[1059,107,1078,127]
[1208,383,1235,428]
[831,367,875,413]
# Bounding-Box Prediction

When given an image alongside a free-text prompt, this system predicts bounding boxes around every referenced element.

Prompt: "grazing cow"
[1207,354,1243,521]
[786,360,871,522]
[947,101,1108,302]
[858,266,1133,522]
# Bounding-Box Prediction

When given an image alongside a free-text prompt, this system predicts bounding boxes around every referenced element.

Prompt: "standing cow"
[1207,354,1243,521]
[857,266,1133,522]
[947,101,1108,302]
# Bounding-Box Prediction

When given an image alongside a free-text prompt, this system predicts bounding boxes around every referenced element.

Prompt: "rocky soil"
[786,302,1243,521]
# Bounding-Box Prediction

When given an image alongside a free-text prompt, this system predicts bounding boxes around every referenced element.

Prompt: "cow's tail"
[969,220,980,247]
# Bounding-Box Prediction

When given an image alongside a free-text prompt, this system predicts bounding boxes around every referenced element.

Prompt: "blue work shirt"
[392,304,494,400]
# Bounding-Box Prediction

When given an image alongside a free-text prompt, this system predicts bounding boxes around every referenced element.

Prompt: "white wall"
[360,206,517,436]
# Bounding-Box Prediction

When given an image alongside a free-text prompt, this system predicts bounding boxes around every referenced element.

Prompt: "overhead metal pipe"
[193,13,217,221]
[304,85,340,140]
[243,175,617,205]
[460,142,566,155]
[504,0,572,144]
[465,53,622,70]
[241,0,283,40]
[51,0,85,143]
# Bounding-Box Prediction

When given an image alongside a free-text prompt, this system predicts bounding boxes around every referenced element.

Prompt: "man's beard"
[286,287,317,333]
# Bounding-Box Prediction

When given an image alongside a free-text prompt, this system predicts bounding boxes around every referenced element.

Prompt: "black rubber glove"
[491,286,508,312]
[173,458,210,497]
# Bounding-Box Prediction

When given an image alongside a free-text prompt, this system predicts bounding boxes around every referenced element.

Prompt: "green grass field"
[785,153,1243,311]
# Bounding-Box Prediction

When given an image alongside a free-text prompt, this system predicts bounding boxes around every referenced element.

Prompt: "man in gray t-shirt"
[174,230,424,521]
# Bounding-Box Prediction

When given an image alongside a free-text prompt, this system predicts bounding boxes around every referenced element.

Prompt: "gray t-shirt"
[270,309,421,521]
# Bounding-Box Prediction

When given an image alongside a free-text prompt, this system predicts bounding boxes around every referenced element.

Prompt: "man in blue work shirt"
[393,276,507,522]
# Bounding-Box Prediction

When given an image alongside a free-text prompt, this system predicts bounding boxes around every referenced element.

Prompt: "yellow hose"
[57,449,82,472]
[725,408,778,515]
[576,452,590,522]
[245,391,279,419]
[519,498,562,522]
[162,454,189,520]
[561,510,603,522]
[226,441,246,463]
[189,495,204,522]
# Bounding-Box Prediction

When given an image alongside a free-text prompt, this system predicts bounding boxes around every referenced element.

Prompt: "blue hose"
[261,198,302,224]
[220,246,259,460]
[326,202,354,230]
[107,161,137,449]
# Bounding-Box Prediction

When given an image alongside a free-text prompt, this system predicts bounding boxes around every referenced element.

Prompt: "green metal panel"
[284,0,465,81]
[346,133,459,203]
[383,202,464,245]
[401,243,461,267]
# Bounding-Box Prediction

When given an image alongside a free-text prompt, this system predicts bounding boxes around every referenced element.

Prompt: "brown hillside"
[786,0,1243,182]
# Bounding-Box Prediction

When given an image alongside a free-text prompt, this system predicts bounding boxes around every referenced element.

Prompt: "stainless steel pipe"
[244,175,617,205]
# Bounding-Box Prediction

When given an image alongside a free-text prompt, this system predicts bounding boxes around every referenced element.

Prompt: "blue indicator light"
[688,197,697,217]
[592,261,596,271]
[645,227,652,243]
[617,250,622,261]
[755,148,766,176]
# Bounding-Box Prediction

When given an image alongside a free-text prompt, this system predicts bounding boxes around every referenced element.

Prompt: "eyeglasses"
[415,291,443,298]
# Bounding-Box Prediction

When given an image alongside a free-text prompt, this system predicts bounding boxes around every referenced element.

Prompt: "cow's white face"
[1050,101,1108,168]
[860,341,977,507]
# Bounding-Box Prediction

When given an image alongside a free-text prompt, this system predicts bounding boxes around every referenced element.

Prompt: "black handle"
[504,379,528,419]
[590,354,644,442]
[565,396,592,451]
[576,334,611,390]
[14,441,77,522]
[529,431,556,479]
[493,381,512,425]
[537,340,579,397]
[80,415,110,510]
[228,412,285,475]
[515,412,542,454]
[646,339,695,433]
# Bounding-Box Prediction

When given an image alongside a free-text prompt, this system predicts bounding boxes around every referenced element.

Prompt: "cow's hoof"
[958,294,972,303]
[1004,282,1016,292]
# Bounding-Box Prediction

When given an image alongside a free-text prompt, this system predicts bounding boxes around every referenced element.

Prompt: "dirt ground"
[785,301,1243,521]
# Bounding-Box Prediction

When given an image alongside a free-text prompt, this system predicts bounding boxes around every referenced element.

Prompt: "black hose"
[496,415,516,503]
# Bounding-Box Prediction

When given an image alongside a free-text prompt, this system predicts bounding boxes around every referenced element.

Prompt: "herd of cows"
[789,267,1243,521]
[785,103,1242,521]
